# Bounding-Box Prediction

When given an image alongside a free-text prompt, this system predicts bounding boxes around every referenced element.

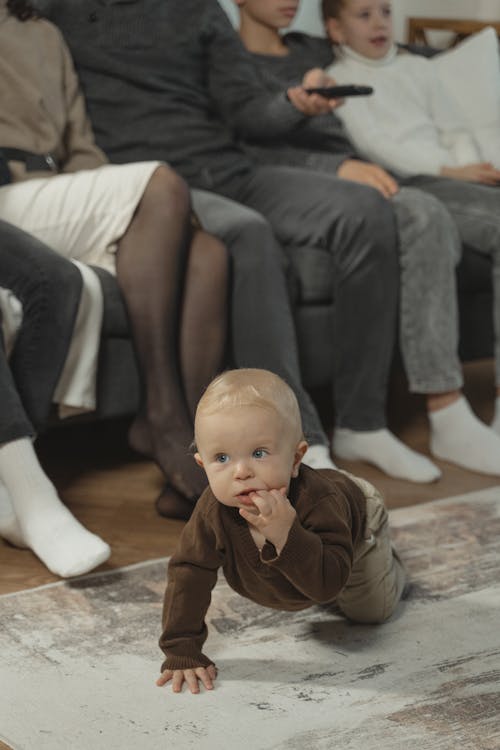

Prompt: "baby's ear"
[325,17,344,45]
[291,441,308,477]
[194,452,204,468]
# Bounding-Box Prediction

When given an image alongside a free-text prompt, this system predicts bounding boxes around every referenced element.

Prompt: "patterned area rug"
[1,487,500,750]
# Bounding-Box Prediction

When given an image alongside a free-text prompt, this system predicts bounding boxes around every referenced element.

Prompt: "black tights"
[116,166,228,502]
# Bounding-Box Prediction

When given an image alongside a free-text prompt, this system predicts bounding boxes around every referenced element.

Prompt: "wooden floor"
[1,359,499,597]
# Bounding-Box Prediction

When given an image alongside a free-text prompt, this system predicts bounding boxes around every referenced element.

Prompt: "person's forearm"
[226,91,306,139]
[261,516,353,603]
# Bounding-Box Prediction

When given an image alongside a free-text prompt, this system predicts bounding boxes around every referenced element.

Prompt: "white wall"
[218,0,500,43]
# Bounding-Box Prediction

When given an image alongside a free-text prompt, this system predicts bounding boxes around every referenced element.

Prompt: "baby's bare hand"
[156,664,217,694]
[239,488,295,553]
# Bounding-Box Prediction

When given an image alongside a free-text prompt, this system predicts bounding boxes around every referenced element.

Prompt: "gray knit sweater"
[35,0,322,192]
[244,32,357,173]
[36,1,364,190]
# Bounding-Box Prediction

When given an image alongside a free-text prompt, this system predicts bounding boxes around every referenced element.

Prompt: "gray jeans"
[391,187,463,394]
[0,220,82,443]
[191,189,327,446]
[402,175,500,387]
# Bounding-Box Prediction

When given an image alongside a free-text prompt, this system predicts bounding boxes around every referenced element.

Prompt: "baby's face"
[235,0,299,31]
[326,0,393,59]
[194,405,305,509]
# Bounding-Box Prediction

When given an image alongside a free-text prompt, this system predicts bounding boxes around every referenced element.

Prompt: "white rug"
[1,487,500,750]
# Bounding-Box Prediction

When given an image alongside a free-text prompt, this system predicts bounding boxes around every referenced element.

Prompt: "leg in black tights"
[156,228,229,519]
[116,166,227,503]
[179,228,228,415]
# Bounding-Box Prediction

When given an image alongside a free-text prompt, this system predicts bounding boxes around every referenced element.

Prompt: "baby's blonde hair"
[195,368,304,444]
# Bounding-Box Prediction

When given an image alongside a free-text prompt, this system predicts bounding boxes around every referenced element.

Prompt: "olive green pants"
[336,472,406,624]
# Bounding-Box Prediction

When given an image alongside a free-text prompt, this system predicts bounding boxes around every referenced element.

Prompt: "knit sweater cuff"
[260,516,314,567]
[160,652,214,673]
[269,92,309,131]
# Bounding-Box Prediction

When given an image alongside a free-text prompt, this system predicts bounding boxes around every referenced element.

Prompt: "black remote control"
[305,85,374,98]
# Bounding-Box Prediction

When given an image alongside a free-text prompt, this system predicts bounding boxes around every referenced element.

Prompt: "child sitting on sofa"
[322,0,500,182]
[234,0,500,477]
[157,368,406,694]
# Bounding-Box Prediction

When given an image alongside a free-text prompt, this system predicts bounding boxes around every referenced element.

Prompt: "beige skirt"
[0,161,162,274]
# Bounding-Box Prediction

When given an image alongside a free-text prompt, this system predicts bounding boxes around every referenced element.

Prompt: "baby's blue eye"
[215,454,229,463]
[253,449,267,459]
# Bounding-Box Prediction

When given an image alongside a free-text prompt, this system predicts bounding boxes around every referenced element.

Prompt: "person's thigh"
[191,188,290,277]
[238,165,393,251]
[0,162,161,270]
[402,175,500,254]
[191,189,267,240]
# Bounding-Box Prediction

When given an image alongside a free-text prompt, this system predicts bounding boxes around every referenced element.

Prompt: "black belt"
[0,147,58,172]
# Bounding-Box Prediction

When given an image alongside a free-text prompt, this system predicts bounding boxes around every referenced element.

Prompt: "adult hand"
[239,488,296,554]
[156,664,218,694]
[440,162,500,185]
[286,67,342,116]
[337,159,399,198]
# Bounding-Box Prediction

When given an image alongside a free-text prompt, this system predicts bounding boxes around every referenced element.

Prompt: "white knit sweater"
[326,45,480,177]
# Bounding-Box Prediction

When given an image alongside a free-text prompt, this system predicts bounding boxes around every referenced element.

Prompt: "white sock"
[0,478,27,548]
[332,427,441,483]
[0,438,111,577]
[430,396,500,476]
[302,443,337,471]
[491,395,500,437]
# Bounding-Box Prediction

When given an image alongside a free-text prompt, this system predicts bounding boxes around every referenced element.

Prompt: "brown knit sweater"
[159,465,367,671]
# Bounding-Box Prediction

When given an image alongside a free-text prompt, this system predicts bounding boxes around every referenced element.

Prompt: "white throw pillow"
[431,27,500,166]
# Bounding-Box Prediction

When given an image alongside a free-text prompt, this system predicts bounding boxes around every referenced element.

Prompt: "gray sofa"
[85,242,493,423]
[293,244,494,389]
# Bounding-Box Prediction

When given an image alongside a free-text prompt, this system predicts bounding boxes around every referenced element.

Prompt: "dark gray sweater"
[244,32,356,173]
[36,0,364,191]
[35,0,335,192]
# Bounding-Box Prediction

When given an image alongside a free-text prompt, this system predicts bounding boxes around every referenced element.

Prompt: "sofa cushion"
[431,27,500,167]
[90,266,130,337]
